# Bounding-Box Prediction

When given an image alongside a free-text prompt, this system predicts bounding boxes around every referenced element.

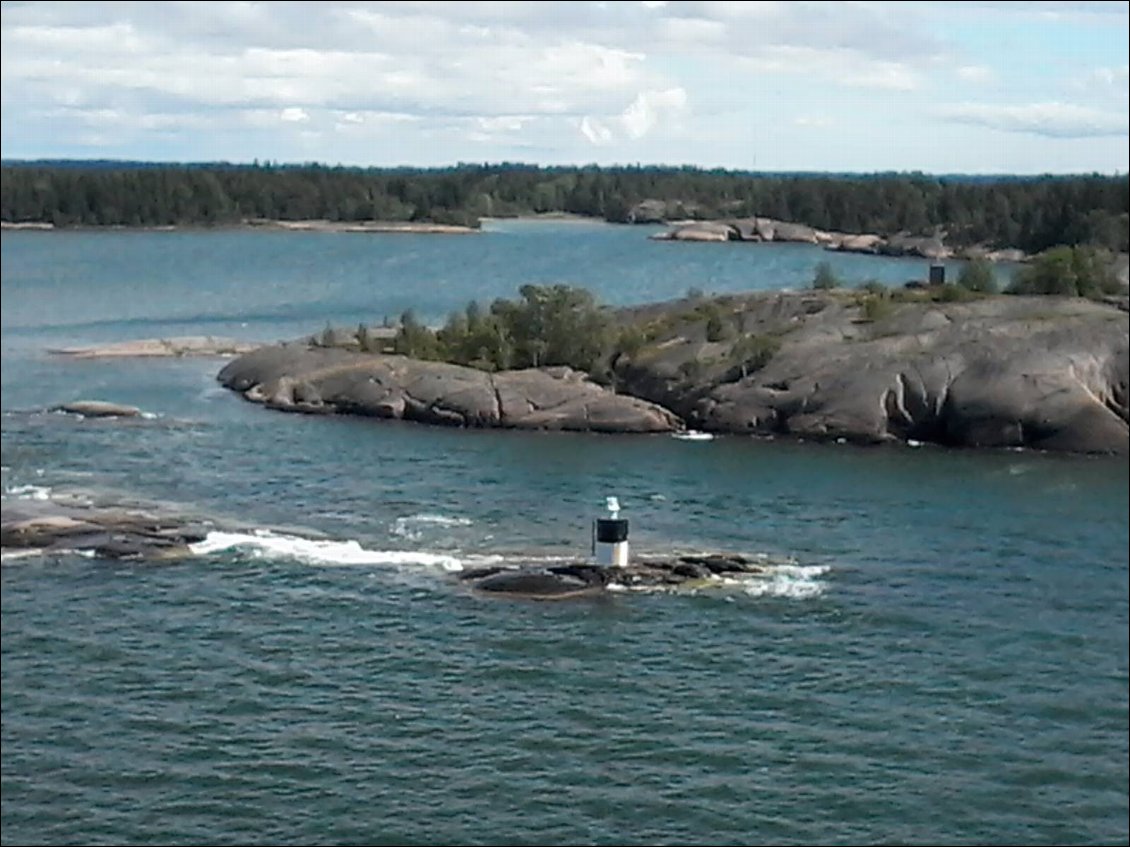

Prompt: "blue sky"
[1,1,1127,173]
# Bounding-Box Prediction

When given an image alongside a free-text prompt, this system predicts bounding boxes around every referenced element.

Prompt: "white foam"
[5,484,51,500]
[1,548,45,563]
[189,529,464,572]
[672,430,715,441]
[740,564,829,599]
[390,512,473,540]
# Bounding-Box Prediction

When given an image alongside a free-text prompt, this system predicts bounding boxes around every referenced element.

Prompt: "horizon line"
[1,157,1126,179]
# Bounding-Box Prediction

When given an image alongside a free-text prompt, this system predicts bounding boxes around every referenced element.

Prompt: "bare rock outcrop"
[215,292,1127,453]
[649,217,1026,262]
[1,497,209,560]
[218,348,681,433]
[613,292,1128,454]
[49,336,258,359]
[50,400,142,418]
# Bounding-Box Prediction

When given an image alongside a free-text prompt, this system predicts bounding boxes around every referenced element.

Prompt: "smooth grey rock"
[49,336,257,358]
[51,401,142,418]
[881,233,951,260]
[767,220,819,244]
[658,222,734,242]
[1,498,206,560]
[218,348,681,434]
[614,292,1128,454]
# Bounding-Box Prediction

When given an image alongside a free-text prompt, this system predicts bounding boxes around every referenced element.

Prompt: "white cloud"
[579,86,687,145]
[0,1,1126,172]
[579,115,614,145]
[479,115,530,132]
[1073,64,1130,95]
[620,87,687,139]
[939,101,1129,138]
[736,47,920,91]
[955,65,996,84]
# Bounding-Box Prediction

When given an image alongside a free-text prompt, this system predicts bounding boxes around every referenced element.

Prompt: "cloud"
[580,86,687,145]
[1072,64,1130,96]
[955,65,996,84]
[579,115,614,145]
[0,1,1125,172]
[954,1,1130,21]
[620,87,687,139]
[939,101,1129,138]
[736,46,920,91]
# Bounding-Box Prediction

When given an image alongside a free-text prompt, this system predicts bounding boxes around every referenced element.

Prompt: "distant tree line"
[1,161,1126,254]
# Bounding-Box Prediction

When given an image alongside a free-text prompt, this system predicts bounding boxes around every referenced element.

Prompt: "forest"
[1,160,1127,254]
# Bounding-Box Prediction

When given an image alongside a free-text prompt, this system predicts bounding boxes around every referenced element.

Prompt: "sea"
[1,220,1127,846]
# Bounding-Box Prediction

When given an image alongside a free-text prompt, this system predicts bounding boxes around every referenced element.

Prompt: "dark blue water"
[2,224,1126,846]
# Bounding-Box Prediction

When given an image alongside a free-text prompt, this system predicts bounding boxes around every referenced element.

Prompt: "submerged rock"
[1,498,209,560]
[50,400,143,418]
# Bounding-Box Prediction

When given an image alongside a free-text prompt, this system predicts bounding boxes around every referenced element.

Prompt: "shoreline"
[0,215,1027,261]
[0,218,480,235]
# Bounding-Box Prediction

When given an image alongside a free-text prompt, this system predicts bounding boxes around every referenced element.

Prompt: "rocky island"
[647,214,1026,262]
[1,489,782,599]
[216,287,1128,455]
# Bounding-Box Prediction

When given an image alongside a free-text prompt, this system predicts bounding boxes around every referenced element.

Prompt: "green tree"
[812,261,839,290]
[1008,246,1121,299]
[957,259,997,294]
[394,309,442,359]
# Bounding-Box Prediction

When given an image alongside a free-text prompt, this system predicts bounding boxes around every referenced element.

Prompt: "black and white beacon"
[593,496,629,567]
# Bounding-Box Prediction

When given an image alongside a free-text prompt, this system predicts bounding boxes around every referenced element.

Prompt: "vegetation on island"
[2,161,1126,254]
[383,284,615,374]
[809,245,1123,303]
[339,242,1125,396]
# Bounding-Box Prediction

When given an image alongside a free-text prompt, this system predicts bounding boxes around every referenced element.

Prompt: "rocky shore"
[218,347,679,433]
[49,336,257,359]
[244,219,478,234]
[648,215,1023,262]
[1,491,779,599]
[1,496,210,561]
[459,553,777,599]
[214,291,1128,454]
[623,291,1128,453]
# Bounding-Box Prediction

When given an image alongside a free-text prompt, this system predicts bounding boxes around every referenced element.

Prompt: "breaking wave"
[4,484,52,501]
[189,529,465,572]
[390,512,473,540]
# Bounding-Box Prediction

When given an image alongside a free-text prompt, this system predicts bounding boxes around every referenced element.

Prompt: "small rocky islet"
[0,493,776,599]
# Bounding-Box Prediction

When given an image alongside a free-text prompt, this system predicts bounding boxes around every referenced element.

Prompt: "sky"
[1,1,1127,174]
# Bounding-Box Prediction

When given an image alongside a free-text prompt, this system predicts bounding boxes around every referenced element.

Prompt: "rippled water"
[1,224,1126,845]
